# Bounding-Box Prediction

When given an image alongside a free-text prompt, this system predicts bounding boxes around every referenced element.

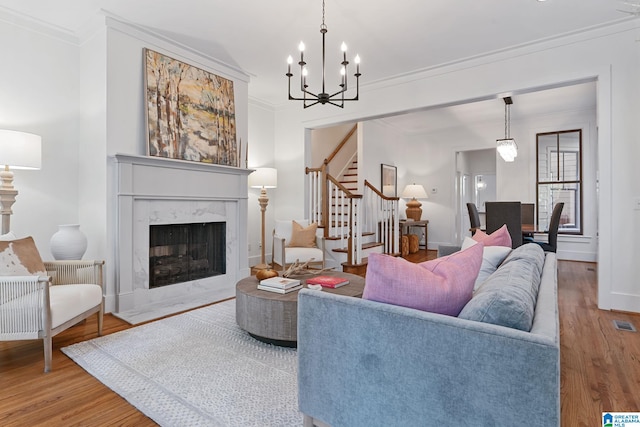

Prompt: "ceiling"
[0,0,628,136]
[0,0,632,109]
[377,80,598,134]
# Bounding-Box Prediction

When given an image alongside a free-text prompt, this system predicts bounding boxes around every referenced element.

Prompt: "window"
[536,129,582,234]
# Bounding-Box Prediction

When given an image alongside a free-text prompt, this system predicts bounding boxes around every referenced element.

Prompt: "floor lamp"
[249,167,277,270]
[0,130,42,235]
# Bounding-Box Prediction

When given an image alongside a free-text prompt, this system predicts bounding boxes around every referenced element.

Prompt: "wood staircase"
[340,158,358,192]
[307,125,400,276]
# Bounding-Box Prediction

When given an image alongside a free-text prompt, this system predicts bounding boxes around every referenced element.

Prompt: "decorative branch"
[282,259,335,278]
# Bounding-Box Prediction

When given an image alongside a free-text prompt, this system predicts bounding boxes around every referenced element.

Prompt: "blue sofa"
[297,247,559,427]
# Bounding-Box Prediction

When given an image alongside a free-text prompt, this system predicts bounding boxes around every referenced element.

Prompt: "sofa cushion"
[363,243,483,316]
[0,236,46,276]
[500,243,546,279]
[472,224,512,248]
[274,219,309,244]
[458,244,545,331]
[287,220,318,248]
[49,284,102,329]
[462,237,512,290]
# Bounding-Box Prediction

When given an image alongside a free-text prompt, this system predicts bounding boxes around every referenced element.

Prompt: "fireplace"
[149,222,226,288]
[113,154,251,324]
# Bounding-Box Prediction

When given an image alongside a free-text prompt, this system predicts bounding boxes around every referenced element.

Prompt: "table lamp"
[401,183,428,221]
[249,167,277,270]
[0,130,41,234]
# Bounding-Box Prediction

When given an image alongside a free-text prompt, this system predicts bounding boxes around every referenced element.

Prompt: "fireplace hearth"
[149,222,226,288]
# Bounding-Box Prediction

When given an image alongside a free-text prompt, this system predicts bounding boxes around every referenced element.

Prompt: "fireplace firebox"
[149,222,226,288]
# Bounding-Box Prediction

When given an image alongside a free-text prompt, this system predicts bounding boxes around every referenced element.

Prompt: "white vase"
[50,224,88,260]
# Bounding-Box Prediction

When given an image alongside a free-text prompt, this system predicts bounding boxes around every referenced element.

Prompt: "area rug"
[62,299,301,427]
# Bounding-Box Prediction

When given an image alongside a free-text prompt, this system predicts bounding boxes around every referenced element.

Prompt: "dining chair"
[466,203,481,235]
[525,202,564,253]
[521,203,535,227]
[485,201,522,248]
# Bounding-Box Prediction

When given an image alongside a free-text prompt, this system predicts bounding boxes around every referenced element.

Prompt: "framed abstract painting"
[144,48,238,166]
[381,164,397,197]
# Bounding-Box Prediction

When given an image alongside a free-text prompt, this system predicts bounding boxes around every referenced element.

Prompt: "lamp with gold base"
[401,184,428,221]
[249,167,277,270]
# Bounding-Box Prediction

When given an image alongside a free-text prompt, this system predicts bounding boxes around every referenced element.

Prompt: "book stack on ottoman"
[258,277,302,294]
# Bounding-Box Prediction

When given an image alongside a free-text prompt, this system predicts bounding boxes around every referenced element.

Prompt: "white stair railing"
[363,180,400,255]
[306,166,399,266]
[326,175,363,265]
[307,167,323,225]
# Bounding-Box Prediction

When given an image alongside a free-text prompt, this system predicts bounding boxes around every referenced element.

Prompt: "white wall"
[272,20,640,313]
[310,122,358,186]
[360,120,407,198]
[248,99,277,267]
[78,26,107,261]
[0,14,81,258]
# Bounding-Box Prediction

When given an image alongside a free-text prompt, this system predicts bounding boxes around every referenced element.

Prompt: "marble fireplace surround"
[113,154,251,324]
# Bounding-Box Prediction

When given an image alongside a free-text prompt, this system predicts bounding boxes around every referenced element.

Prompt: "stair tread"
[325,231,375,240]
[332,242,384,253]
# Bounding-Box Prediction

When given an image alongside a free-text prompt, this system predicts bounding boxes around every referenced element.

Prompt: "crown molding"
[103,11,251,83]
[0,5,80,45]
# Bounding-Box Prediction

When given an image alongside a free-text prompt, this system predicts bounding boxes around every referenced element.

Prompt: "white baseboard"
[248,254,272,268]
[608,292,640,314]
[556,249,597,262]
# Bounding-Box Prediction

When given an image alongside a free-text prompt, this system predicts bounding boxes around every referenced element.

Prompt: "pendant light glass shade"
[497,97,518,162]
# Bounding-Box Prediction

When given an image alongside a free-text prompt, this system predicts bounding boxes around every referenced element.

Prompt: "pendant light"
[496,97,518,162]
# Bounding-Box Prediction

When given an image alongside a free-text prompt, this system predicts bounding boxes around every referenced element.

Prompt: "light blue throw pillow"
[458,244,545,331]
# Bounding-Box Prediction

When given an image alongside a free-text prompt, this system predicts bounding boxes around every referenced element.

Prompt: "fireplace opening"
[149,222,226,288]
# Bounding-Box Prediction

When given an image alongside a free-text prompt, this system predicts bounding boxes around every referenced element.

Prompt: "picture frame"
[381,164,397,197]
[144,48,238,166]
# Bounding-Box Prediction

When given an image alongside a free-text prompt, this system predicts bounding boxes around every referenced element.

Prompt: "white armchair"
[0,259,105,372]
[272,220,325,272]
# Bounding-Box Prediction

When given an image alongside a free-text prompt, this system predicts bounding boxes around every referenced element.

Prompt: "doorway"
[456,148,496,243]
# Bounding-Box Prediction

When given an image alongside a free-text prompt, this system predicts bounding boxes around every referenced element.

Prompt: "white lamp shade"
[249,167,277,188]
[401,184,428,199]
[497,138,518,162]
[0,130,42,170]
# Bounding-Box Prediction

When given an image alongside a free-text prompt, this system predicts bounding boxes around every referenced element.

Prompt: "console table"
[400,219,429,249]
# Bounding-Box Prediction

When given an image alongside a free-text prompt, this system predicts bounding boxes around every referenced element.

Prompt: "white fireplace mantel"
[112,154,252,323]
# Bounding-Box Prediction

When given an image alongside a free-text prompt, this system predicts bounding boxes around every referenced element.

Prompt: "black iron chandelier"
[286,0,361,108]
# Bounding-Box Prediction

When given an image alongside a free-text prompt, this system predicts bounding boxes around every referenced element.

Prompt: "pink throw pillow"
[472,224,512,248]
[362,244,484,316]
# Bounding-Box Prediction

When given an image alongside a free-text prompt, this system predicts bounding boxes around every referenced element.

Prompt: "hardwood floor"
[1,253,639,426]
